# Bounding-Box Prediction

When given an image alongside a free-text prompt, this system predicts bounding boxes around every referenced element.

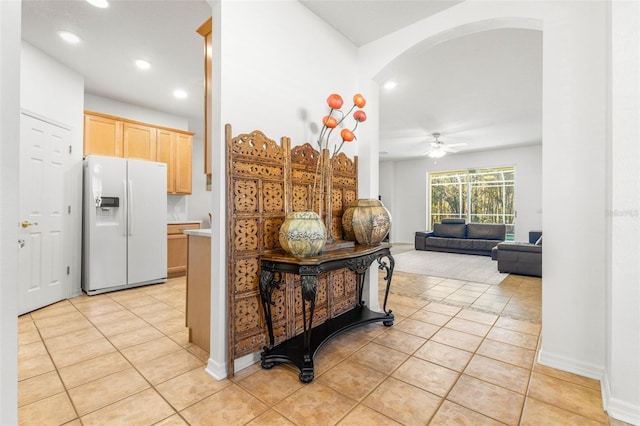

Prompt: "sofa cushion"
[471,239,501,251]
[496,242,541,253]
[424,237,450,248]
[441,218,466,224]
[433,223,467,238]
[456,239,500,251]
[466,223,505,240]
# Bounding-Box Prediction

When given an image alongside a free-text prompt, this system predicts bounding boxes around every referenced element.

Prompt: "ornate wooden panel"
[226,125,359,377]
[226,126,289,377]
[331,152,358,241]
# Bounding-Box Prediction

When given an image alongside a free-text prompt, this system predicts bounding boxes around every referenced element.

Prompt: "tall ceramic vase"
[279,211,327,257]
[342,199,391,245]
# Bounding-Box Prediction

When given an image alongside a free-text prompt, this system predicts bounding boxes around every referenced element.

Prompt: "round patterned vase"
[279,211,327,257]
[342,199,391,245]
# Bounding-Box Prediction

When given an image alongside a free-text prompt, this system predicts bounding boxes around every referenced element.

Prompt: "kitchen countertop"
[167,220,202,225]
[183,229,211,237]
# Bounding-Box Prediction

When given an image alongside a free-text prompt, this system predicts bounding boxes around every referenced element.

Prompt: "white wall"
[605,1,640,423]
[188,136,212,226]
[0,2,21,423]
[21,42,85,297]
[217,2,358,148]
[84,93,189,131]
[381,144,542,244]
[207,0,360,378]
[539,0,608,380]
[360,1,638,422]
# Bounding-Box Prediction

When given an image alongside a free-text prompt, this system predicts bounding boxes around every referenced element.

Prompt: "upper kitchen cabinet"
[157,129,193,194]
[123,122,157,161]
[156,129,176,192]
[175,133,193,194]
[84,111,193,194]
[84,113,123,157]
[197,18,212,180]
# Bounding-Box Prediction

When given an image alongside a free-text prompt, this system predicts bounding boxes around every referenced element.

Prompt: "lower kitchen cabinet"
[167,222,201,277]
[185,231,211,352]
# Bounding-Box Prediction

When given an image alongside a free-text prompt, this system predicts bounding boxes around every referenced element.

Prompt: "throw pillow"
[535,236,543,245]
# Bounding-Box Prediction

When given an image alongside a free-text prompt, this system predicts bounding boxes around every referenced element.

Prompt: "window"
[429,167,515,239]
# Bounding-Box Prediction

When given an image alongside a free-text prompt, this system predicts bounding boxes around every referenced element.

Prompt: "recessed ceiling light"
[86,0,109,8]
[135,59,151,70]
[173,89,187,99]
[57,30,82,44]
[383,80,397,90]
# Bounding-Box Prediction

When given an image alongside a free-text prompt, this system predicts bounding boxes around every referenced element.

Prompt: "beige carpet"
[392,248,508,285]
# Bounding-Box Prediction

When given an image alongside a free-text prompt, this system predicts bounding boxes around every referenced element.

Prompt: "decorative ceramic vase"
[279,211,327,257]
[342,199,391,245]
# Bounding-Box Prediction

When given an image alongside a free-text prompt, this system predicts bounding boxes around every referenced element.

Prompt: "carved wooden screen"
[331,152,359,240]
[226,125,358,377]
[326,153,360,317]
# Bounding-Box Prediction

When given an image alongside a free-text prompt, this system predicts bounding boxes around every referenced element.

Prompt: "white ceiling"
[21,0,211,132]
[20,0,542,161]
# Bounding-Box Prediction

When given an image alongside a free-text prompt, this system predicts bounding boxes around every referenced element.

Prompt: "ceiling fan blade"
[441,146,460,153]
[445,142,468,148]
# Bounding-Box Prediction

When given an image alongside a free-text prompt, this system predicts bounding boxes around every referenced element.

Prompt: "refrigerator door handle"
[122,181,127,236]
[128,179,133,236]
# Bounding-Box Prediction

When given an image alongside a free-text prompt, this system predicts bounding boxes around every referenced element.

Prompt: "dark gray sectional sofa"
[491,231,542,277]
[414,218,506,256]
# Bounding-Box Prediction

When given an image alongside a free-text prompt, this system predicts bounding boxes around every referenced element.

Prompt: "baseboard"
[205,357,227,381]
[537,349,604,382]
[601,373,640,425]
[205,351,261,381]
[234,351,260,373]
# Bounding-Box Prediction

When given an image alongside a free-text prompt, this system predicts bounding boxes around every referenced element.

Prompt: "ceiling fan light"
[383,80,397,90]
[86,0,109,8]
[173,89,187,99]
[428,149,446,159]
[135,59,151,70]
[57,30,82,44]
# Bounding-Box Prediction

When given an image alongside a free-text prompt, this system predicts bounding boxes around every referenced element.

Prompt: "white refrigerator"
[83,155,167,295]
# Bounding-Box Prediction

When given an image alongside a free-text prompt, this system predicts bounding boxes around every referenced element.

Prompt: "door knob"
[21,221,38,228]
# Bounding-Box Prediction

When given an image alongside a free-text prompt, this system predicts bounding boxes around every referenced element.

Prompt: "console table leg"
[259,270,279,348]
[300,274,317,377]
[299,364,314,383]
[377,253,395,316]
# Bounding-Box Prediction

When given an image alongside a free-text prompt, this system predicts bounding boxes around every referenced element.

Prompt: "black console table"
[259,243,394,383]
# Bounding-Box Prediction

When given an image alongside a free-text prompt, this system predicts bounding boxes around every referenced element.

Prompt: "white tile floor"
[17,270,621,425]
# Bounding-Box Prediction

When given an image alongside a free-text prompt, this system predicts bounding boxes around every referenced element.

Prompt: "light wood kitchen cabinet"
[157,129,193,194]
[83,113,123,157]
[156,129,176,193]
[175,133,193,194]
[186,232,211,352]
[167,222,200,277]
[83,111,194,194]
[123,122,157,161]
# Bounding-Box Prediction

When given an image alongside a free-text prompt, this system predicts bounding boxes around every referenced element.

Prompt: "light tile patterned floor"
[18,269,620,425]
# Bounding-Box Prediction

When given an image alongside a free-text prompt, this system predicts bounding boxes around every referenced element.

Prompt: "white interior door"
[18,113,70,315]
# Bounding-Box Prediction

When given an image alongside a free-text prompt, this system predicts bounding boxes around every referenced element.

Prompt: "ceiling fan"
[423,132,467,158]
